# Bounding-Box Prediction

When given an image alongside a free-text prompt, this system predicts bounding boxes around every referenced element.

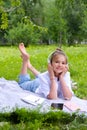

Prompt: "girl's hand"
[65,64,69,72]
[59,64,69,78]
[47,63,55,79]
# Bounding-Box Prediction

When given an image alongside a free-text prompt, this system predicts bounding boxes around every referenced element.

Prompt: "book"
[64,101,80,111]
[21,94,45,106]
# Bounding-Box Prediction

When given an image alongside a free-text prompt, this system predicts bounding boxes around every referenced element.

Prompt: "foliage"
[4,17,47,46]
[63,0,87,44]
[43,0,67,46]
[0,44,87,129]
[80,9,87,40]
[0,12,8,30]
[0,0,87,45]
[0,44,87,98]
[0,108,87,130]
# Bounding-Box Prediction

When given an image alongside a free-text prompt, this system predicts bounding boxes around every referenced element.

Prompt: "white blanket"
[0,77,87,115]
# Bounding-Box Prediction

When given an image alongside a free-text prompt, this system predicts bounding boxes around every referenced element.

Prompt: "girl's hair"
[48,48,68,64]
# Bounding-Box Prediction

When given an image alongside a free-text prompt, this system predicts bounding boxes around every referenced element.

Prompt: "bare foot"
[19,43,40,76]
[19,43,29,60]
[19,43,32,69]
[19,43,28,55]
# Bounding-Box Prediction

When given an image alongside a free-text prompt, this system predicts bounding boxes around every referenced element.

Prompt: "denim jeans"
[18,74,40,92]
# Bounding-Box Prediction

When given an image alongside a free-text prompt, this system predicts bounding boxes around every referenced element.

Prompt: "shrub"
[5,22,41,46]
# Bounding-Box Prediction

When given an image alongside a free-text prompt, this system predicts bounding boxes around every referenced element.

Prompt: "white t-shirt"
[36,71,73,98]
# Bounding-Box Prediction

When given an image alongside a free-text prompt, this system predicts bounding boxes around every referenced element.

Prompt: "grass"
[0,44,87,129]
[0,108,87,130]
[0,44,87,98]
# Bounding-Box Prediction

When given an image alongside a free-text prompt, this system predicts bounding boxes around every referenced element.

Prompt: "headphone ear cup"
[47,58,50,63]
[47,52,53,63]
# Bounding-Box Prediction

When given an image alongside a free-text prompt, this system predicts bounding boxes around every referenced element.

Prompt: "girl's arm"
[59,76,72,99]
[47,64,57,99]
[59,65,72,100]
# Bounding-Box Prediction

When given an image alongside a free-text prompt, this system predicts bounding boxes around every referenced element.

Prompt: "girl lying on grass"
[18,43,73,100]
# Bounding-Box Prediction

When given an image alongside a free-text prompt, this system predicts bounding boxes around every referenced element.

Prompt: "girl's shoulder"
[64,71,71,79]
[38,71,49,79]
[65,71,70,75]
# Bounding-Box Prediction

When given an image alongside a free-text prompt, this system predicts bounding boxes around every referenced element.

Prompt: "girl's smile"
[51,54,67,75]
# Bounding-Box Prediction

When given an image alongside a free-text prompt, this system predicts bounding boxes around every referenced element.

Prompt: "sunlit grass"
[0,44,87,129]
[0,44,87,98]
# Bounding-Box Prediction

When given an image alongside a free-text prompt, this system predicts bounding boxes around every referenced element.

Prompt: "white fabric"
[0,78,36,112]
[36,71,73,98]
[0,77,87,115]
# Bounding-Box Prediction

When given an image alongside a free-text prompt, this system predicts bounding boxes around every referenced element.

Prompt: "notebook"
[64,101,80,111]
[21,94,45,106]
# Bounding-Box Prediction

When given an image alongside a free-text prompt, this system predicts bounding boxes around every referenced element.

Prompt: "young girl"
[18,43,73,100]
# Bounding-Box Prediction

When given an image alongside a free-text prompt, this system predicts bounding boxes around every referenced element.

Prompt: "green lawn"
[0,44,87,98]
[0,44,87,130]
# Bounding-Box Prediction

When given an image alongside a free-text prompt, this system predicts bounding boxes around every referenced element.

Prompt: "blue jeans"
[18,74,40,92]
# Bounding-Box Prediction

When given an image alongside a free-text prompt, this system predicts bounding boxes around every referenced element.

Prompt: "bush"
[5,22,41,46]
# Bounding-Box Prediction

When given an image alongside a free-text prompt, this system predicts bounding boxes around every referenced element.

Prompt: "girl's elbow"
[47,94,57,100]
[64,93,72,100]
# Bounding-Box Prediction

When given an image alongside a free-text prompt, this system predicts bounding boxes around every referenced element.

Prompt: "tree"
[80,9,87,42]
[42,0,67,46]
[62,0,86,44]
[0,0,21,44]
[5,17,47,46]
[1,0,87,46]
[0,0,45,45]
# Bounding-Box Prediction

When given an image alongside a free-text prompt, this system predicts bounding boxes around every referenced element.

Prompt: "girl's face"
[51,54,67,75]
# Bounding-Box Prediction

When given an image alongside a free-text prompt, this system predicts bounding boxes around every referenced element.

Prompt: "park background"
[0,0,87,129]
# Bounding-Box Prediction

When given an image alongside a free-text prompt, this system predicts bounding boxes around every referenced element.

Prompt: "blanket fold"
[0,77,87,115]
